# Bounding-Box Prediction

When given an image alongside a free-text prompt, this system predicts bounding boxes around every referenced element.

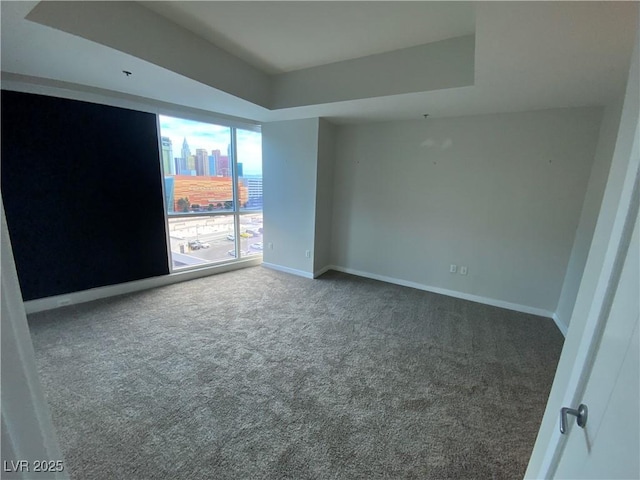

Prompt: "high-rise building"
[195,149,208,176]
[161,137,175,175]
[215,155,231,177]
[210,148,231,177]
[164,176,175,212]
[208,156,216,176]
[174,157,184,175]
[187,155,196,174]
[181,138,191,162]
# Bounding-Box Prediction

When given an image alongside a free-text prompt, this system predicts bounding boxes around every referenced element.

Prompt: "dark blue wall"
[1,91,169,301]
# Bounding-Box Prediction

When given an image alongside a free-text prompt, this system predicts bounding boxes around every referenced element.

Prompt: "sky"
[159,115,262,176]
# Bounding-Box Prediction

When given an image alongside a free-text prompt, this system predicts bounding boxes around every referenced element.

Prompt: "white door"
[553,211,639,479]
[526,11,639,477]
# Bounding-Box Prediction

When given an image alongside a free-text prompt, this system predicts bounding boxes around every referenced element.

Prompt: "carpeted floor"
[28,267,563,479]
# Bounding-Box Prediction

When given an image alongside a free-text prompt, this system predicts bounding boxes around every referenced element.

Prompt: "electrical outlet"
[305,250,311,258]
[460,266,468,276]
[450,264,457,273]
[268,242,273,250]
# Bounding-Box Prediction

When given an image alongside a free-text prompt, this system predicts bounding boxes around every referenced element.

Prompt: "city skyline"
[159,115,262,176]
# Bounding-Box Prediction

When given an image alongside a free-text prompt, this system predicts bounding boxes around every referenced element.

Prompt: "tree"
[177,197,190,213]
[207,204,214,211]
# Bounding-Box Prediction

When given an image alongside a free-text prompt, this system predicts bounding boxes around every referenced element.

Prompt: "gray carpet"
[28,267,563,479]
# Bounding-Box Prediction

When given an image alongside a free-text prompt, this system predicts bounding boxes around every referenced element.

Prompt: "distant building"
[244,175,263,209]
[161,137,175,175]
[216,156,231,177]
[208,155,216,176]
[164,176,175,212]
[186,155,196,175]
[212,148,231,177]
[181,138,191,162]
[195,149,208,176]
[171,175,248,210]
[174,157,185,175]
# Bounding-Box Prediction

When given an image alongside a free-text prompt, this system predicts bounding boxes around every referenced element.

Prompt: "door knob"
[560,404,588,434]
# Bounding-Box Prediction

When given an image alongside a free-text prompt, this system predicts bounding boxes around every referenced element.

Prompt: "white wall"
[263,118,319,276]
[554,99,624,333]
[1,201,68,479]
[313,119,337,275]
[331,108,603,314]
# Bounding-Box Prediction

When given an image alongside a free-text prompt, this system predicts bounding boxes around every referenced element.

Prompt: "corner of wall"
[552,312,569,337]
[313,118,337,273]
[313,265,332,278]
[553,98,625,333]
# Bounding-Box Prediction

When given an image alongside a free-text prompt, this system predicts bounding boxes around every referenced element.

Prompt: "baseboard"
[552,313,569,337]
[24,257,262,314]
[262,262,314,279]
[313,265,332,278]
[25,258,563,325]
[328,265,555,319]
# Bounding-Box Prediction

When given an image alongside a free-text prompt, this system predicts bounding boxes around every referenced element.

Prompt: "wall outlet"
[57,298,72,307]
[450,264,457,273]
[460,266,468,276]
[268,242,273,250]
[305,250,311,258]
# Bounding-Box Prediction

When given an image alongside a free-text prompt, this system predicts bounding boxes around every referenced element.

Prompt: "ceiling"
[142,1,476,74]
[1,1,637,125]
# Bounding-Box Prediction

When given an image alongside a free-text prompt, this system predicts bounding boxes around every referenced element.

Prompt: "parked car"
[245,229,259,237]
[226,234,235,241]
[189,240,210,250]
[250,242,263,251]
[227,249,236,257]
[240,232,251,238]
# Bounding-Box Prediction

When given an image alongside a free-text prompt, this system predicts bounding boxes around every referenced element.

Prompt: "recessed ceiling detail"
[2,1,637,124]
[142,1,476,75]
[26,1,475,111]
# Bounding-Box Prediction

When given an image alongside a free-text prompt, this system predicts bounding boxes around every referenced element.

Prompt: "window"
[237,129,263,212]
[159,115,262,270]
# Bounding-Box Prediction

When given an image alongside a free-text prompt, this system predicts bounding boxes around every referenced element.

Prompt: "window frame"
[155,113,262,273]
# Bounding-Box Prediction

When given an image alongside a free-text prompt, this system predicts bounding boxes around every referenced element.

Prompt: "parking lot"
[168,214,263,268]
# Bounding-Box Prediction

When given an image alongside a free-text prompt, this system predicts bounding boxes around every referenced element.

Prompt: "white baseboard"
[24,258,262,314]
[328,265,556,319]
[262,262,314,279]
[25,258,563,328]
[552,313,569,337]
[313,265,332,278]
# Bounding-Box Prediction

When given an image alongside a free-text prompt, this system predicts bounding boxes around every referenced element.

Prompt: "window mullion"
[231,128,241,257]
